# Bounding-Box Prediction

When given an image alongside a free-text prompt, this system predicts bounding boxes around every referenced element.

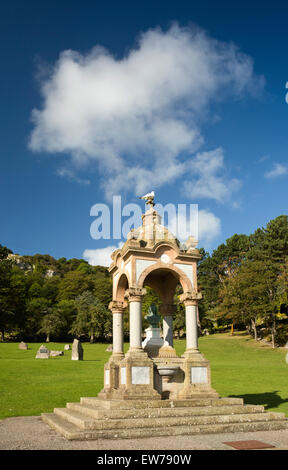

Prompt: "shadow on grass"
[229,391,288,410]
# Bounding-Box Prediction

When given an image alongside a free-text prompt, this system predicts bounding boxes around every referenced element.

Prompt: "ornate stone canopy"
[109,206,200,305]
[98,203,217,401]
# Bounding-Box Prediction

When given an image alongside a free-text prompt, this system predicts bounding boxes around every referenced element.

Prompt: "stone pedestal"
[142,326,164,357]
[99,350,161,400]
[178,351,218,399]
[116,350,161,400]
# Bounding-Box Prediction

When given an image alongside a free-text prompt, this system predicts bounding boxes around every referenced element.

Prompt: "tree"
[70,291,111,342]
[25,297,50,339]
[56,271,94,301]
[0,259,14,340]
[0,244,13,260]
[248,216,288,267]
[197,234,250,326]
[277,258,288,311]
[219,259,279,346]
[38,306,67,342]
[92,276,112,308]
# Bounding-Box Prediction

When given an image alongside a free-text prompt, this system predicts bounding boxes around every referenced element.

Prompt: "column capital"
[109,300,128,313]
[179,291,202,306]
[159,303,177,316]
[125,287,147,302]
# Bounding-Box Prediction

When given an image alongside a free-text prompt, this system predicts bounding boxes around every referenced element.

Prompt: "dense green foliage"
[0,251,112,342]
[198,215,288,346]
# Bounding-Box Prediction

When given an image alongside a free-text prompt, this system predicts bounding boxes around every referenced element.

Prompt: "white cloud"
[57,167,90,185]
[198,209,221,245]
[182,147,242,203]
[168,207,221,247]
[83,241,123,267]
[264,163,288,179]
[29,23,263,200]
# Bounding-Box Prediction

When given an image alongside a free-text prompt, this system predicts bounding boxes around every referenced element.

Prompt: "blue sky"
[1,1,288,266]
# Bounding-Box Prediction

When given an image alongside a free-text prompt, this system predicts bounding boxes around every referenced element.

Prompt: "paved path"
[1,415,288,450]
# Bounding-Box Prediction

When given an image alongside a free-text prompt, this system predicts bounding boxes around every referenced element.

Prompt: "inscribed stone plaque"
[190,367,208,384]
[131,366,150,384]
[120,367,126,385]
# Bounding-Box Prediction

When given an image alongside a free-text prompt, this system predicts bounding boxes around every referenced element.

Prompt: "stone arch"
[138,263,193,304]
[114,272,129,302]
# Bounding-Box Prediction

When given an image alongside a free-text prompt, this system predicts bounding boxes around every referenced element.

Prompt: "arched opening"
[115,273,129,302]
[143,268,179,305]
[138,264,193,299]
[142,286,161,331]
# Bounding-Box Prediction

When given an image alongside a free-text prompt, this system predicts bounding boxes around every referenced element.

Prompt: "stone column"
[180,292,202,356]
[109,301,126,359]
[125,287,146,353]
[159,304,176,347]
[185,303,198,350]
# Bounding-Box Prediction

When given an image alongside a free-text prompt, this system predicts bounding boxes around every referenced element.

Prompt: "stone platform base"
[42,397,288,440]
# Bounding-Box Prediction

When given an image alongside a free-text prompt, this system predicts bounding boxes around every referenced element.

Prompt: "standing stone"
[106,344,113,352]
[64,344,71,350]
[19,341,28,350]
[36,344,50,359]
[71,339,83,360]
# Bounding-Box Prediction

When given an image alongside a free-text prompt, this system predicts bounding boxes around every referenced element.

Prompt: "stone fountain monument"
[98,194,218,401]
[42,193,288,440]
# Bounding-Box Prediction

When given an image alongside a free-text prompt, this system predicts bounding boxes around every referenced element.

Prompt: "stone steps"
[66,401,265,420]
[42,413,288,440]
[41,396,288,440]
[79,397,244,409]
[52,407,285,431]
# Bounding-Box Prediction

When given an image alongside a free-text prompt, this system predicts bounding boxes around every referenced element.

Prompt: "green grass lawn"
[0,333,288,419]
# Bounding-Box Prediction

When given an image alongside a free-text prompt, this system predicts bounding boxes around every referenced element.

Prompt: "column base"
[176,352,219,400]
[126,347,148,357]
[181,348,202,359]
[99,348,161,401]
[110,352,125,361]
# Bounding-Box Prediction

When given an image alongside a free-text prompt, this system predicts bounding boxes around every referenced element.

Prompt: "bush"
[275,324,288,347]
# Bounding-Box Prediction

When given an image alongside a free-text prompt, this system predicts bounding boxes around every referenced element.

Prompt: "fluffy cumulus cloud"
[168,207,221,245]
[83,242,123,267]
[182,147,242,202]
[198,209,221,245]
[29,23,264,200]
